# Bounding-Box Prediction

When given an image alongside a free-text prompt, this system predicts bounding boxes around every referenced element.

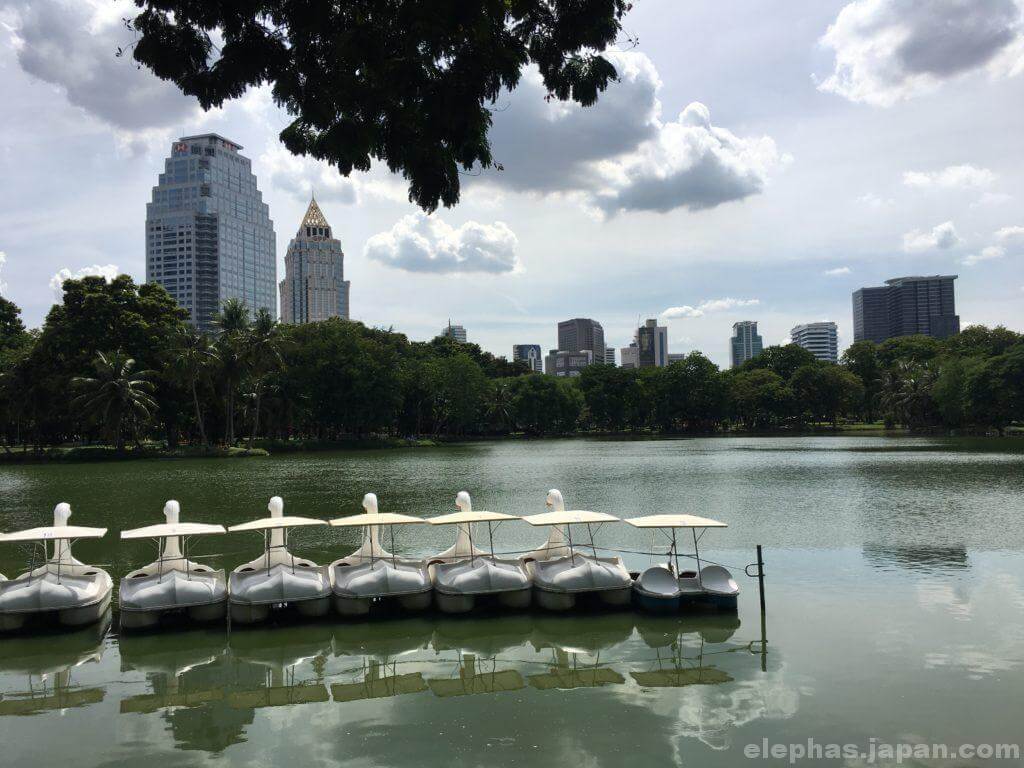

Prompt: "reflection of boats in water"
[331,659,428,702]
[332,616,435,659]
[119,501,228,630]
[227,624,332,709]
[118,628,228,713]
[522,490,633,611]
[431,614,537,657]
[427,654,525,697]
[530,611,636,655]
[631,616,737,689]
[0,504,112,632]
[0,611,110,715]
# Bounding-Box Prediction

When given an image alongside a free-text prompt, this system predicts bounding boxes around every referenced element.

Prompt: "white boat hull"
[527,554,632,612]
[228,562,332,624]
[0,570,114,632]
[331,559,432,616]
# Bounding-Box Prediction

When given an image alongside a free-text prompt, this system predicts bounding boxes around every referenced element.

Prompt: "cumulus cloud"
[481,53,785,215]
[365,214,519,274]
[858,192,894,208]
[49,264,120,294]
[661,297,759,319]
[819,0,1024,106]
[962,245,1006,265]
[972,191,1013,207]
[3,0,199,130]
[995,225,1024,241]
[903,164,996,189]
[260,146,408,206]
[902,221,962,252]
[824,266,852,276]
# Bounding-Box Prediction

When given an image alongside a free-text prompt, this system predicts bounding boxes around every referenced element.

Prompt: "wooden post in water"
[756,544,767,672]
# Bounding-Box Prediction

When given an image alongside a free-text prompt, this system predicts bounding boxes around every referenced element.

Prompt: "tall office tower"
[620,343,639,369]
[604,347,616,365]
[730,321,763,368]
[791,322,839,363]
[513,344,544,373]
[544,349,593,377]
[441,322,467,343]
[636,318,668,368]
[557,318,605,360]
[279,197,350,323]
[852,275,959,343]
[146,134,276,331]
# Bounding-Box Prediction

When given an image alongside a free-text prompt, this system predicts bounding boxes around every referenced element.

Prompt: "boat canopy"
[329,513,425,527]
[121,522,226,540]
[228,516,326,532]
[624,514,727,529]
[523,510,620,526]
[426,510,520,526]
[0,525,107,542]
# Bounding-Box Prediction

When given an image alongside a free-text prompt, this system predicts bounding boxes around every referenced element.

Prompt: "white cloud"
[903,164,996,189]
[819,0,1024,106]
[824,266,852,276]
[3,1,200,131]
[857,192,894,208]
[661,297,759,319]
[49,264,120,294]
[481,53,785,216]
[995,225,1024,241]
[0,251,6,296]
[365,214,519,274]
[972,191,1013,207]
[962,245,1006,265]
[902,221,962,252]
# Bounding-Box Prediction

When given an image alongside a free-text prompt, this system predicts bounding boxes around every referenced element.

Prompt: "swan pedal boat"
[426,492,531,614]
[227,497,331,624]
[521,490,632,612]
[625,514,740,612]
[119,501,227,630]
[0,503,112,631]
[329,493,432,616]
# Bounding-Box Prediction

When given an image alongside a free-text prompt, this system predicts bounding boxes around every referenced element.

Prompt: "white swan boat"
[227,497,331,624]
[625,514,740,612]
[426,491,531,614]
[119,500,227,629]
[329,493,432,616]
[0,503,112,631]
[521,490,632,611]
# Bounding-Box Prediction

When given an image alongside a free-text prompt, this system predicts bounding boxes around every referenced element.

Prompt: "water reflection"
[863,543,970,572]
[0,612,110,716]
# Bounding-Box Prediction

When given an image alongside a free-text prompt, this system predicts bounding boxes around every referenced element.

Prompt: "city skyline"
[2,1,1023,368]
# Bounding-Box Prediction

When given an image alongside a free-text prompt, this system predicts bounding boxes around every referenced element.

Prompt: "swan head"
[268,496,284,518]
[163,500,181,525]
[53,502,72,526]
[545,489,565,511]
[455,491,472,512]
[362,493,379,515]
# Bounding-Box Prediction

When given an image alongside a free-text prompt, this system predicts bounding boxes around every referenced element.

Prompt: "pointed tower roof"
[301,195,329,228]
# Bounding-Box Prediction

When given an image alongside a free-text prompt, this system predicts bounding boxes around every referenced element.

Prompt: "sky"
[0,0,1022,367]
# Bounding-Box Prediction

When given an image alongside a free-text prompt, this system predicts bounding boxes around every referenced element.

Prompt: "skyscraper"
[636,318,668,367]
[513,344,543,373]
[146,134,275,331]
[440,322,467,343]
[557,318,605,361]
[279,196,350,323]
[730,321,763,368]
[544,349,593,377]
[603,347,616,365]
[852,275,959,343]
[791,322,838,363]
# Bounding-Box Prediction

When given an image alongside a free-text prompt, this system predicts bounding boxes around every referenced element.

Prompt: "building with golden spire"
[279,195,351,323]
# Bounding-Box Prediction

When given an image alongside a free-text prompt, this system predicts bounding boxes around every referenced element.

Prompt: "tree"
[743,344,817,381]
[965,345,1024,434]
[71,351,158,452]
[172,326,215,446]
[790,363,863,428]
[657,353,727,431]
[0,296,26,348]
[729,369,792,430]
[511,375,581,435]
[876,335,941,368]
[840,340,881,422]
[245,308,285,448]
[213,298,252,445]
[943,325,1022,358]
[131,0,631,211]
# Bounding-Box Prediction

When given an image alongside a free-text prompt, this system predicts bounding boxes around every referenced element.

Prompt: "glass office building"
[280,197,350,323]
[146,134,276,331]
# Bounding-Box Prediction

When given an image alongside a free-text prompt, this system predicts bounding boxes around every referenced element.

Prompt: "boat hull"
[0,570,114,632]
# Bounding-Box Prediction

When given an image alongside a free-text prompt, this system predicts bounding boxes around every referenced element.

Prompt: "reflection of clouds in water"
[923,649,1016,681]
[915,581,973,622]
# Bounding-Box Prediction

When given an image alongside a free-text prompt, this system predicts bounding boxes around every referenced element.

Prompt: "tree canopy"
[130,0,631,211]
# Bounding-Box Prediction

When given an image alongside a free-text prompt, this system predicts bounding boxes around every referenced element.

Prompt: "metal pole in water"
[757,544,767,672]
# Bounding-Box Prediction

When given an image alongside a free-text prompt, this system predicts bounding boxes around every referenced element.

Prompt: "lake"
[1,437,1023,767]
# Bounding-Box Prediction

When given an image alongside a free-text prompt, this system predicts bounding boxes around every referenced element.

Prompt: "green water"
[1,437,1023,767]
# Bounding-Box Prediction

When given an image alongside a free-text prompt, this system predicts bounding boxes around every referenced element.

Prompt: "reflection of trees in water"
[863,543,969,572]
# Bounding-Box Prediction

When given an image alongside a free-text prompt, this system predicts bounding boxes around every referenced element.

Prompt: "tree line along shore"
[0,276,1022,461]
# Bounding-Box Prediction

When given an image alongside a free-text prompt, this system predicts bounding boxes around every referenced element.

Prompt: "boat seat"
[638,566,681,597]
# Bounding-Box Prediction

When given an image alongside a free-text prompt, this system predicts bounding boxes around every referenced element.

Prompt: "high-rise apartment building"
[146,134,276,331]
[791,322,838,363]
[730,321,763,368]
[557,318,605,360]
[279,197,350,324]
[636,318,668,368]
[513,344,543,373]
[440,322,467,343]
[545,349,593,377]
[853,275,959,343]
[620,344,639,369]
[603,347,616,365]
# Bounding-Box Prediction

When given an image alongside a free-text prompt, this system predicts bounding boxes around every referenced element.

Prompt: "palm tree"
[244,308,284,448]
[171,326,215,446]
[213,298,251,445]
[71,351,158,452]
